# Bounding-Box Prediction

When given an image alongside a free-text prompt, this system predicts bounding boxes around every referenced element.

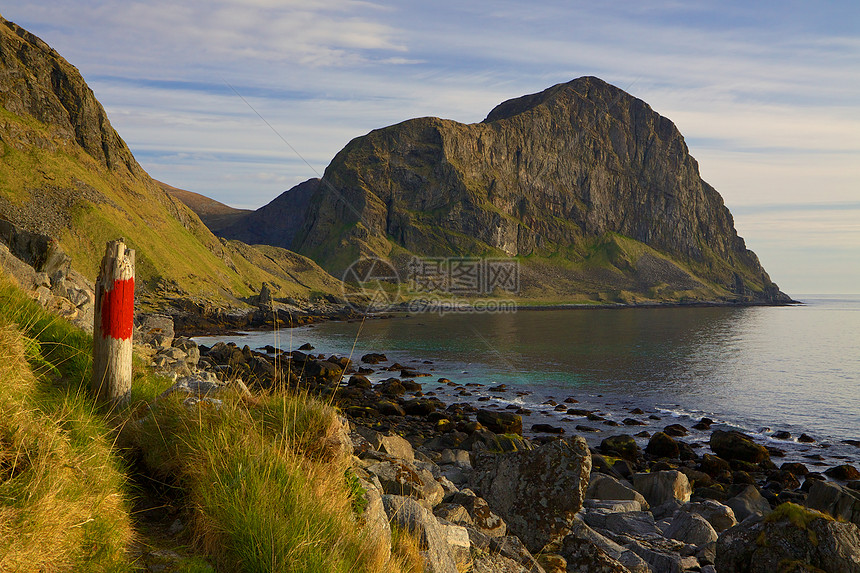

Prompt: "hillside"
[157,180,251,232]
[0,15,343,309]
[216,77,789,304]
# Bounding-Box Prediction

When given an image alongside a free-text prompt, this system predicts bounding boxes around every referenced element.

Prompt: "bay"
[195,295,860,464]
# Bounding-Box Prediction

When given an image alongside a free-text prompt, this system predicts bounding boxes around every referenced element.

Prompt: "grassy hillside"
[0,16,344,309]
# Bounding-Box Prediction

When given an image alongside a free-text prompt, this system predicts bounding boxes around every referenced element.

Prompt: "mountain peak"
[483,76,624,123]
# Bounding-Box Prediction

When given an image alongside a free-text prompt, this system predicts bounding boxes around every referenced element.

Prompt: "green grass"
[0,278,133,572]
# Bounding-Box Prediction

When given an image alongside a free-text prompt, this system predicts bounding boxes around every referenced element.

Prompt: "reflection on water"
[196,298,860,444]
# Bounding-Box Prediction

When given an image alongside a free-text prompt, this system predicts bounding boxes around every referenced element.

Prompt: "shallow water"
[195,295,860,465]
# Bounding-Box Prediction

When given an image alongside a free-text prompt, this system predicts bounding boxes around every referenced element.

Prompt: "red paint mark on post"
[101,278,134,340]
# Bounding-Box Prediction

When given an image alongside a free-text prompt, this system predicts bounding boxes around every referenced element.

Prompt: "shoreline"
[191,321,858,478]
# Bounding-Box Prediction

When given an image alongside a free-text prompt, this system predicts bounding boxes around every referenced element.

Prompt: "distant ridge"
[158,181,251,233]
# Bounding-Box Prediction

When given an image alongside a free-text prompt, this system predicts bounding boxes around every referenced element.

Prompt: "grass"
[0,280,132,572]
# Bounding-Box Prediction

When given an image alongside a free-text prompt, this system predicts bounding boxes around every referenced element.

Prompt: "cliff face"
[288,77,785,302]
[0,16,343,306]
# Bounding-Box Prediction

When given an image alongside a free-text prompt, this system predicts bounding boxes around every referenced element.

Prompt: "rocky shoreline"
[138,314,860,573]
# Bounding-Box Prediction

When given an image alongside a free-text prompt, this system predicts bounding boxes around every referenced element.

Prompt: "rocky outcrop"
[715,504,860,572]
[471,436,592,551]
[276,76,789,303]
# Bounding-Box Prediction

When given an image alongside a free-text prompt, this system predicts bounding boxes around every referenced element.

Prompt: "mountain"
[219,76,787,303]
[0,15,343,309]
[158,181,251,233]
[212,178,318,249]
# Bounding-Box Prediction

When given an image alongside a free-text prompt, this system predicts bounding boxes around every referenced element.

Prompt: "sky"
[4,1,859,294]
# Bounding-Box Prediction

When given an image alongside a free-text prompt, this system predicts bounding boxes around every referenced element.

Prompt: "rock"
[599,435,641,461]
[361,352,387,364]
[806,480,860,527]
[476,409,523,435]
[725,485,772,522]
[772,430,791,440]
[403,398,437,416]
[715,503,860,573]
[366,460,444,506]
[645,432,679,459]
[489,535,546,573]
[798,433,816,443]
[583,499,643,513]
[439,449,472,467]
[586,473,650,510]
[377,400,406,416]
[560,518,650,573]
[434,503,473,526]
[472,553,530,573]
[664,511,717,546]
[610,534,688,573]
[662,423,687,437]
[601,511,662,538]
[679,500,737,532]
[438,521,472,572]
[709,430,770,464]
[631,470,691,507]
[470,436,591,552]
[357,478,391,561]
[382,495,458,573]
[347,374,372,389]
[445,491,507,537]
[136,314,175,348]
[159,376,224,399]
[532,423,564,434]
[536,553,567,573]
[699,453,731,476]
[825,464,860,481]
[780,462,809,476]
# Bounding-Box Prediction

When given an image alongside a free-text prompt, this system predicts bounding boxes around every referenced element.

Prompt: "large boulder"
[631,470,691,507]
[560,518,650,573]
[354,425,415,462]
[471,436,592,552]
[365,460,444,507]
[709,430,769,464]
[806,480,860,527]
[382,495,458,573]
[679,500,737,533]
[445,491,507,537]
[725,485,772,522]
[645,432,679,459]
[663,511,717,547]
[586,473,649,510]
[715,503,860,573]
[600,435,641,461]
[476,409,523,435]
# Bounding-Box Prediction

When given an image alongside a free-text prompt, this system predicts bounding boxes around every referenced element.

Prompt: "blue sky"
[4,1,859,294]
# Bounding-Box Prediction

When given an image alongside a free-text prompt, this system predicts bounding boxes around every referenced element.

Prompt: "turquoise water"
[195,296,860,464]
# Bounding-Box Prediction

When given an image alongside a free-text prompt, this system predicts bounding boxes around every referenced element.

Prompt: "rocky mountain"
[219,77,788,303]
[0,15,344,310]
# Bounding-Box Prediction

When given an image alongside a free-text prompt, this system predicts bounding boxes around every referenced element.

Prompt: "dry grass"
[0,320,132,572]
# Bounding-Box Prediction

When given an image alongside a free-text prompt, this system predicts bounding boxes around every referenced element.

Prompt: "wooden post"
[92,239,135,404]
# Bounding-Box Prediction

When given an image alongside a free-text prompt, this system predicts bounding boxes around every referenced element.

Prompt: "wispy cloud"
[4,0,859,293]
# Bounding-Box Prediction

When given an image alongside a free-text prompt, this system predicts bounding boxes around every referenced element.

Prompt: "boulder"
[366,460,444,506]
[679,500,736,532]
[489,535,546,573]
[438,521,472,572]
[664,511,717,546]
[476,409,523,435]
[600,434,641,461]
[806,480,860,527]
[709,430,769,464]
[445,491,507,537]
[825,464,860,481]
[560,518,650,573]
[631,470,691,507]
[725,485,772,522]
[715,503,860,573]
[645,432,679,459]
[471,436,591,552]
[361,352,387,364]
[136,314,175,348]
[382,495,458,573]
[586,473,649,510]
[356,479,391,561]
[472,553,530,573]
